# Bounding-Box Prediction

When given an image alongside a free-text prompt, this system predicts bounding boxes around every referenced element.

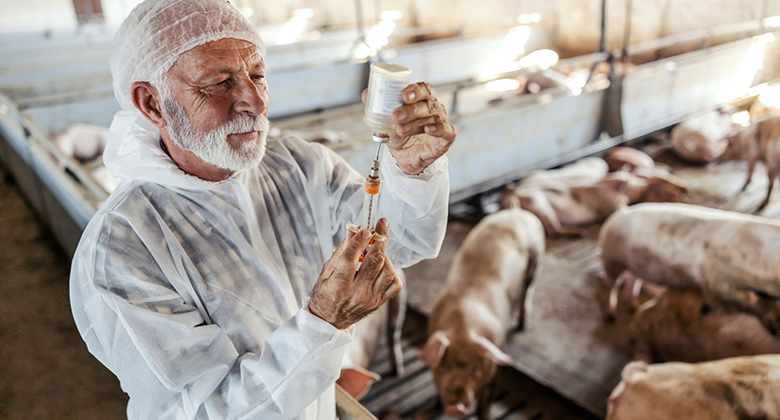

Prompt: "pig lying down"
[519,157,608,188]
[420,208,545,420]
[502,172,648,236]
[630,289,780,364]
[502,169,689,237]
[600,203,780,334]
[607,355,780,420]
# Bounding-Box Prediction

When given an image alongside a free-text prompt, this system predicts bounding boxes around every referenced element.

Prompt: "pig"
[606,355,780,420]
[519,157,608,188]
[631,289,780,364]
[670,112,733,163]
[602,147,689,202]
[722,115,780,211]
[604,147,658,173]
[338,271,407,400]
[599,203,780,334]
[420,208,545,420]
[54,123,109,161]
[501,171,650,236]
[631,167,691,204]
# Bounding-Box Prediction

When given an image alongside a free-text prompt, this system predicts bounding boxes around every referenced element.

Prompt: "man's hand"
[308,218,402,330]
[362,82,456,175]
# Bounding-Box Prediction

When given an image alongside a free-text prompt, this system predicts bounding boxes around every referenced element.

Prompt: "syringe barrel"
[360,176,381,230]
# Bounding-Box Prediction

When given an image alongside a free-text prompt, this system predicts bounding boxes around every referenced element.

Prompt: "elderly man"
[69,0,454,419]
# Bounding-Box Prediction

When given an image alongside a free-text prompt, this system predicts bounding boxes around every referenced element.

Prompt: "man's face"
[160,38,270,172]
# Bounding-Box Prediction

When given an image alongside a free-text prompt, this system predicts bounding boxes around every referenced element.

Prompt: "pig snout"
[444,404,470,419]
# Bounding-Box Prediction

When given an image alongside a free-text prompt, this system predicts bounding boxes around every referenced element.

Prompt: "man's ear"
[131,81,166,129]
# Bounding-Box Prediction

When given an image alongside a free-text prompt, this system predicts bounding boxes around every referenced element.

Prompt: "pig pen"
[400,139,780,418]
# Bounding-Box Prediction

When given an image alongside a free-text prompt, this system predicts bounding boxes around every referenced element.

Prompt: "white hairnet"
[110,0,266,111]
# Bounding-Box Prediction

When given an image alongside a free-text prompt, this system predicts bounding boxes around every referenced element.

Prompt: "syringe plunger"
[360,174,380,230]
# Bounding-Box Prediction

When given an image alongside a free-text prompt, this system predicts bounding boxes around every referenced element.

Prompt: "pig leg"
[602,257,629,321]
[385,283,407,377]
[630,278,644,310]
[741,159,757,191]
[515,252,539,332]
[756,173,775,212]
[757,154,780,212]
[608,271,635,317]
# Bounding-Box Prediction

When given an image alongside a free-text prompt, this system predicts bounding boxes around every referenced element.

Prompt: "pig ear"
[621,361,649,384]
[337,367,381,400]
[470,332,513,366]
[420,331,450,369]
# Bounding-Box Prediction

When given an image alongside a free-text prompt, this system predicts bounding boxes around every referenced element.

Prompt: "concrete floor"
[0,165,128,419]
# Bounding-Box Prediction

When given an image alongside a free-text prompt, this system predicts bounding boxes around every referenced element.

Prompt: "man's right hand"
[308,218,402,330]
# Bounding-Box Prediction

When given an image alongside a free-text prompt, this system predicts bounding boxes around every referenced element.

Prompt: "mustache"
[161,95,268,138]
[219,114,268,136]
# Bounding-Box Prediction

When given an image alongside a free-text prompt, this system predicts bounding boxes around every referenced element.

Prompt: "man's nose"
[233,77,267,117]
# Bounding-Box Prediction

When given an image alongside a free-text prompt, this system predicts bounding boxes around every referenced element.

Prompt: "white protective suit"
[70,110,449,419]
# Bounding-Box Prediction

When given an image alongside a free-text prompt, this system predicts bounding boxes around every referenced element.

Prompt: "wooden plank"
[336,384,379,420]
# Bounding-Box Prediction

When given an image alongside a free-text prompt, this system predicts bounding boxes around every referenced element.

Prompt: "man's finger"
[361,89,368,104]
[332,225,359,258]
[370,218,390,255]
[375,260,402,299]
[402,82,437,104]
[424,120,457,142]
[342,229,373,263]
[355,250,387,287]
[382,276,403,301]
[392,100,442,124]
[396,115,456,142]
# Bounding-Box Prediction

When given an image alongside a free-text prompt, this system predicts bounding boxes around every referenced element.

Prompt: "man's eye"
[252,75,266,82]
[215,79,230,86]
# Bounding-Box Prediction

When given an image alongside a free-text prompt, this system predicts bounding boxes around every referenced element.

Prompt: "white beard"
[161,94,269,172]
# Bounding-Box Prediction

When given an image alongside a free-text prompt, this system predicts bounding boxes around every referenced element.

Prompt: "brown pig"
[630,289,780,364]
[631,167,691,204]
[722,115,780,211]
[338,270,407,400]
[501,171,649,236]
[600,203,780,335]
[606,355,780,420]
[420,208,545,420]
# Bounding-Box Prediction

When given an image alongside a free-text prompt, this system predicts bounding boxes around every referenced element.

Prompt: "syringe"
[360,140,384,231]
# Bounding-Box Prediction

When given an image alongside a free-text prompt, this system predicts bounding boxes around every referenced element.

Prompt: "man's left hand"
[362,82,456,175]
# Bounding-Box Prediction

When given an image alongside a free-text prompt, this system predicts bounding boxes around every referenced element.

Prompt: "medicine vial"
[364,62,412,136]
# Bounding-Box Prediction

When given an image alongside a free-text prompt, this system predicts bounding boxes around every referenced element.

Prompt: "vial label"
[371,78,407,115]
